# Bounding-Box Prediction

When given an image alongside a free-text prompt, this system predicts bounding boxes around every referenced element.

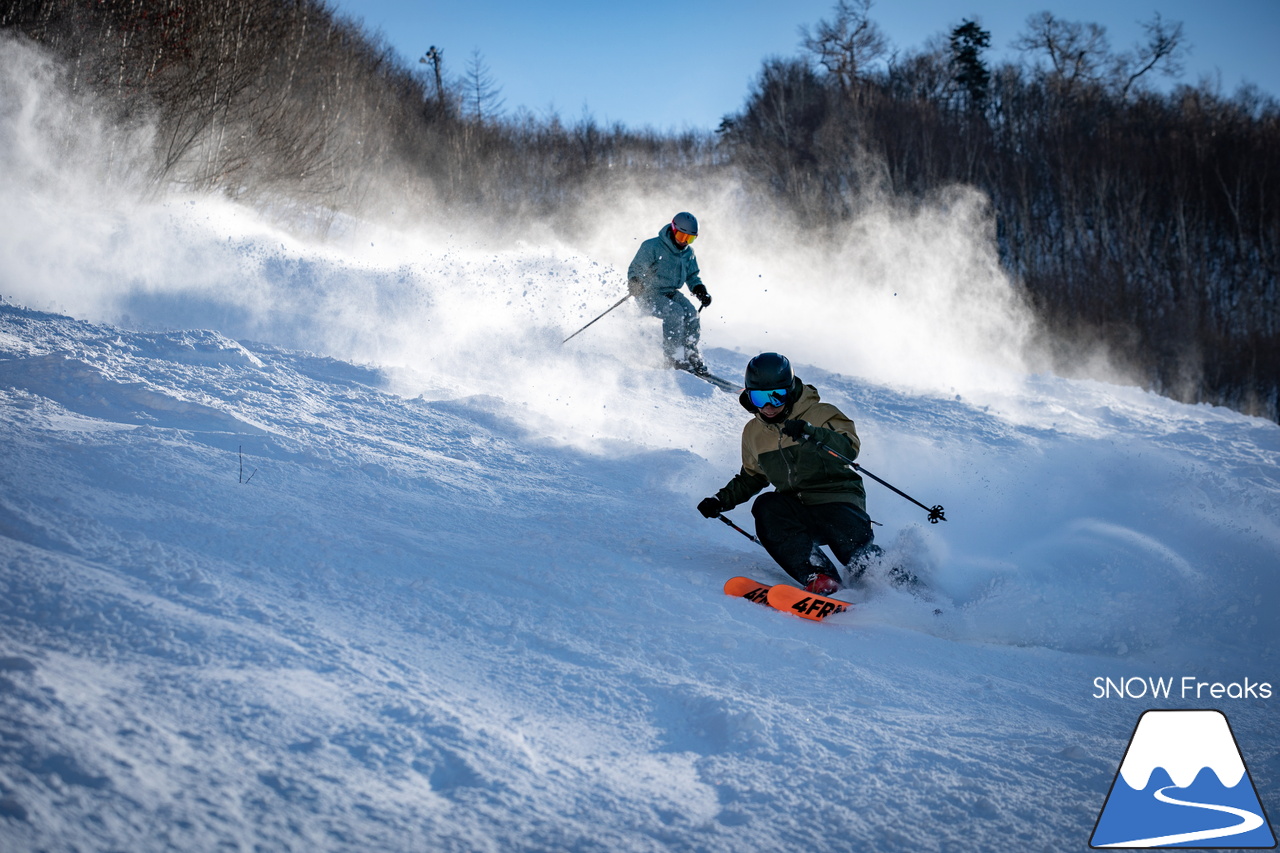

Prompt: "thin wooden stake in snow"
[239,445,257,485]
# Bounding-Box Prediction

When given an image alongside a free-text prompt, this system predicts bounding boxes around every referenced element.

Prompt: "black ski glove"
[697,496,723,518]
[690,284,711,309]
[781,419,810,440]
[627,277,644,297]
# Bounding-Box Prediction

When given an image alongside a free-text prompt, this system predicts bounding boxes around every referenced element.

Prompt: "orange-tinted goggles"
[673,229,697,244]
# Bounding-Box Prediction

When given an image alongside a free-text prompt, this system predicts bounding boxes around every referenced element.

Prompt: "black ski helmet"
[671,211,698,236]
[744,352,793,390]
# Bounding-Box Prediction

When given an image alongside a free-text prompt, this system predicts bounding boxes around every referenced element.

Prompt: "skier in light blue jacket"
[627,212,713,374]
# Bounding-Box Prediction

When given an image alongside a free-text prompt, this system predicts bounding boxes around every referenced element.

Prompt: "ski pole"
[715,513,761,545]
[562,294,631,344]
[797,433,947,524]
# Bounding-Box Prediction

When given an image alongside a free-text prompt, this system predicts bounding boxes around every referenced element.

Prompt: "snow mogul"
[626,211,713,375]
[697,352,875,595]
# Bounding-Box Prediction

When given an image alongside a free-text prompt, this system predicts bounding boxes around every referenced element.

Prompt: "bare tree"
[1115,13,1187,99]
[799,0,888,92]
[460,48,504,122]
[1012,11,1110,95]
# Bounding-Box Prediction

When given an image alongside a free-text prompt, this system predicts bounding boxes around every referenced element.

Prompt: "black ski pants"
[751,491,874,585]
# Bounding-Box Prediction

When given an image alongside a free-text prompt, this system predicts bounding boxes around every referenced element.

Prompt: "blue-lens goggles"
[748,388,789,408]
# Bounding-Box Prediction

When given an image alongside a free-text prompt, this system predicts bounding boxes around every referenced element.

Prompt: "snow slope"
[1,277,1278,852]
[2,36,1280,852]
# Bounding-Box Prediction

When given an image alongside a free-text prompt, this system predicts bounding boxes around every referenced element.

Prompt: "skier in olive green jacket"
[627,211,712,374]
[697,352,874,595]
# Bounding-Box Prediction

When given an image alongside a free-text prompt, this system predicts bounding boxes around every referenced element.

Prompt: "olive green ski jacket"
[714,379,867,512]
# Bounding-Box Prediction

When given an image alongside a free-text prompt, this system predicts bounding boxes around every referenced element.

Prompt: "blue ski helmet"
[671,211,698,236]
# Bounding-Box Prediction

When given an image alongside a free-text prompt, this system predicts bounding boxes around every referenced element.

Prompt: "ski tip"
[765,584,852,622]
[723,576,773,603]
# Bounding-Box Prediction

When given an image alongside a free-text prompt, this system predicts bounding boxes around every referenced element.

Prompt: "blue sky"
[330,0,1280,130]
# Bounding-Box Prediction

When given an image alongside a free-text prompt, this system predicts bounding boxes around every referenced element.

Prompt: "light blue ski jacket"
[627,225,704,300]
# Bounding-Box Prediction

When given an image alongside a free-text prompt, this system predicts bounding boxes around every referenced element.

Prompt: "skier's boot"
[804,573,842,596]
[685,348,710,376]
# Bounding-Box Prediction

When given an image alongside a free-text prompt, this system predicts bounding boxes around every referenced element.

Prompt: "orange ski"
[723,576,773,606]
[765,584,851,622]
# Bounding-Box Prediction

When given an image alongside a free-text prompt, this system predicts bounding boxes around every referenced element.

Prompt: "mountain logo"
[1091,710,1276,848]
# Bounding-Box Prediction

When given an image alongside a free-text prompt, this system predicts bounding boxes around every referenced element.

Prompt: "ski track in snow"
[1,293,1277,852]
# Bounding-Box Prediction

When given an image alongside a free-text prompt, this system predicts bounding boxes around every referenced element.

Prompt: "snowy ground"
[2,36,1279,851]
[1,284,1277,852]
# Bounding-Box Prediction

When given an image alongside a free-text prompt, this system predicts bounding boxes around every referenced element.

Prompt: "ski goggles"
[673,229,697,244]
[748,387,789,408]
